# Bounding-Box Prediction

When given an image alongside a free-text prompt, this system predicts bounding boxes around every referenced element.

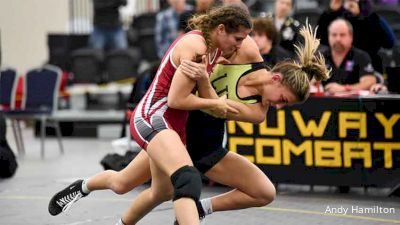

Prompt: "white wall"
[0,0,69,72]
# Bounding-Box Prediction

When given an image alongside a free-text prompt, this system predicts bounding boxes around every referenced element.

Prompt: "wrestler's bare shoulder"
[235,36,263,63]
[174,33,208,56]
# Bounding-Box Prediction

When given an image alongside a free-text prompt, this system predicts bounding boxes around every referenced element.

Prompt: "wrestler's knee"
[151,185,174,202]
[170,165,202,201]
[254,182,276,206]
[109,170,134,195]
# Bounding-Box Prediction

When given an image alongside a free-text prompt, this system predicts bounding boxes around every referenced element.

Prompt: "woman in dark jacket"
[346,0,395,72]
[317,0,396,73]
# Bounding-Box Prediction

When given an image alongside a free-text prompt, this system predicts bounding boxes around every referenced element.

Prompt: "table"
[227,95,400,188]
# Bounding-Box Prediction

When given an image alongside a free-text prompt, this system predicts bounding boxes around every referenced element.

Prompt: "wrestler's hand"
[180,55,208,82]
[216,56,231,65]
[208,95,239,118]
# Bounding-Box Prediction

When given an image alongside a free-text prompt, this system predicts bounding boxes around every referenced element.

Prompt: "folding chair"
[70,48,104,83]
[4,65,64,158]
[130,12,159,62]
[0,68,18,110]
[0,68,25,155]
[104,48,141,82]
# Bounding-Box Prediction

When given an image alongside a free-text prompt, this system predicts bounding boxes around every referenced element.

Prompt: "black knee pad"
[170,165,202,201]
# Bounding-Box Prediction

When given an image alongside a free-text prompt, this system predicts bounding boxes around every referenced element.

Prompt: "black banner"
[227,96,400,187]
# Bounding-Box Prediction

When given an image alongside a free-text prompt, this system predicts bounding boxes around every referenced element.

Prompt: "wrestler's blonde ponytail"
[272,23,330,102]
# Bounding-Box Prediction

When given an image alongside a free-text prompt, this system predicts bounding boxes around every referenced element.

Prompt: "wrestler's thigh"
[147,129,193,176]
[205,152,274,196]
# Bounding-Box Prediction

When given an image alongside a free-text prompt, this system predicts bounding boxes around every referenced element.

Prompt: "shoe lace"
[56,191,83,213]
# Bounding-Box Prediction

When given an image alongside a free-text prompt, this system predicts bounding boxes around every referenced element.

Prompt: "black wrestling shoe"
[48,179,88,216]
[196,200,206,219]
[173,217,206,225]
[173,200,206,224]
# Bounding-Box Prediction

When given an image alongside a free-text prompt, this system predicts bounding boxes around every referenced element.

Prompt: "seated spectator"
[251,17,292,68]
[322,18,376,94]
[267,0,301,54]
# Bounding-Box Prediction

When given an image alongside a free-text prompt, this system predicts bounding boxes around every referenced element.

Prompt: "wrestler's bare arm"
[180,55,220,100]
[226,99,267,124]
[168,35,237,116]
[177,35,268,121]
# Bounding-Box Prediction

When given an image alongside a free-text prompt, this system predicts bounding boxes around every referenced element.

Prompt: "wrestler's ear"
[217,24,225,34]
[271,73,282,82]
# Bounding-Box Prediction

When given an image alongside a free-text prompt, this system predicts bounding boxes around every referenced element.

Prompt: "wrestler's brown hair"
[188,4,252,53]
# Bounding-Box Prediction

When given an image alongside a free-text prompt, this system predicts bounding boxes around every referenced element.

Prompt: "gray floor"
[0,125,399,225]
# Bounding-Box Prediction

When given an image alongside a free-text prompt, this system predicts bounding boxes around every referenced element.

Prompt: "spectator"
[344,0,395,72]
[322,18,376,94]
[155,0,189,58]
[251,16,292,68]
[89,0,128,50]
[317,0,396,73]
[268,0,301,54]
[316,0,352,46]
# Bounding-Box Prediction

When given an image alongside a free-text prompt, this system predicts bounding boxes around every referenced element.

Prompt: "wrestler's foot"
[173,218,205,225]
[48,179,88,216]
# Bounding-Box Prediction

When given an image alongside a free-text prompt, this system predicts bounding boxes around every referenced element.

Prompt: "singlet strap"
[237,62,266,104]
[240,94,262,103]
[241,62,266,77]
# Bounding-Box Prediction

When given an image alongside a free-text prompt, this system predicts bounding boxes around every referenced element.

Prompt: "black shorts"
[186,110,228,174]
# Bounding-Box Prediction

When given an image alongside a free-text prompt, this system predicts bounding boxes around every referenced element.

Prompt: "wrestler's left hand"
[208,95,239,118]
[216,56,231,65]
[180,55,208,82]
